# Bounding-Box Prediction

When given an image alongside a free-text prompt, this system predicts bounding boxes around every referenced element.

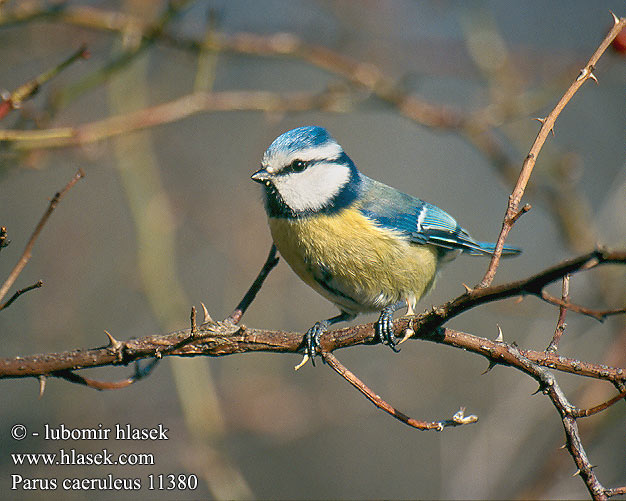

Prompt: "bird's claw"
[303,320,329,366]
[376,308,400,352]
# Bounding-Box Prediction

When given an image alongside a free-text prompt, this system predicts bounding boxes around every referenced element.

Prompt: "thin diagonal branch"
[0,280,43,311]
[547,274,570,351]
[322,351,477,431]
[0,169,84,306]
[0,45,88,120]
[227,244,279,324]
[478,15,626,288]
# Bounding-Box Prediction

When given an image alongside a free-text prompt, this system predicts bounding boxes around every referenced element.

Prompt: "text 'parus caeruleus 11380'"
[251,126,520,362]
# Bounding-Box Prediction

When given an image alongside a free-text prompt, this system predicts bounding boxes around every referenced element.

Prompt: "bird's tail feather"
[473,241,522,257]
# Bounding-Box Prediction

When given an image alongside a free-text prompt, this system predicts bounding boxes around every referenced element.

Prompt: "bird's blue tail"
[474,241,522,257]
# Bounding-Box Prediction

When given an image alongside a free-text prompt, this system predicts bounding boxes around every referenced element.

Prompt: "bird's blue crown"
[263,126,336,162]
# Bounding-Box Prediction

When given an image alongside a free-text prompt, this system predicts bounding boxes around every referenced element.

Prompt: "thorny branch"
[477,15,626,289]
[0,6,624,499]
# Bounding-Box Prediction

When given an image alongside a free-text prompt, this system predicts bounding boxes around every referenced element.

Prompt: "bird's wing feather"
[358,177,492,256]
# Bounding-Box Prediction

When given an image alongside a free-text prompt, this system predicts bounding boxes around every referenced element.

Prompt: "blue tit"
[251,126,520,361]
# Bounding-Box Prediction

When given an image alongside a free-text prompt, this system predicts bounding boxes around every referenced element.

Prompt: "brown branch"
[52,359,160,391]
[478,16,626,288]
[547,274,570,351]
[570,389,626,418]
[541,291,626,322]
[322,351,477,431]
[0,90,347,149]
[0,279,43,311]
[0,169,85,305]
[227,244,279,324]
[1,249,624,381]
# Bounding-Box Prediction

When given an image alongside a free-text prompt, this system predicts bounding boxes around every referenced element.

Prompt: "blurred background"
[1,1,625,499]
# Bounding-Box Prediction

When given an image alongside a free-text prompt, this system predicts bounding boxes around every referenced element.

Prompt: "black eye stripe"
[280,159,310,175]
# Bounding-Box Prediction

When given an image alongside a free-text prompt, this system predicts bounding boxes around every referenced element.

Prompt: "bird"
[251,126,520,362]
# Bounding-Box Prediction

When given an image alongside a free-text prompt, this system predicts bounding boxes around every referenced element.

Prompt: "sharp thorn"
[588,71,598,84]
[482,360,497,375]
[397,328,414,345]
[104,330,124,362]
[572,469,581,477]
[190,306,197,333]
[462,283,473,293]
[294,354,310,371]
[533,117,546,125]
[200,302,212,324]
[104,330,122,350]
[495,325,503,343]
[576,68,587,82]
[38,376,47,399]
[559,443,568,450]
[610,11,620,26]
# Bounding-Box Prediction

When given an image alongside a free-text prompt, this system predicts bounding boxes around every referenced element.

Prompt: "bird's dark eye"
[290,160,308,172]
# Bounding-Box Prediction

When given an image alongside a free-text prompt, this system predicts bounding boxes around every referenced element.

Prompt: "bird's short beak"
[251,168,270,183]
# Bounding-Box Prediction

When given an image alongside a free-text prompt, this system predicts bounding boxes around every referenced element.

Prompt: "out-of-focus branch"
[478,15,626,288]
[0,89,349,149]
[0,169,84,306]
[0,45,88,120]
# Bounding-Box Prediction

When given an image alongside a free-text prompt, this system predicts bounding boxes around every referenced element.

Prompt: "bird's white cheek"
[274,164,351,213]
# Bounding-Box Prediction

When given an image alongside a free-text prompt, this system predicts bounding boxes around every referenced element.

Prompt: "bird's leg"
[376,300,407,352]
[304,311,356,364]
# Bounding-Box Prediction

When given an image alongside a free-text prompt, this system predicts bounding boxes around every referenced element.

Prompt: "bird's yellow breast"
[268,208,439,313]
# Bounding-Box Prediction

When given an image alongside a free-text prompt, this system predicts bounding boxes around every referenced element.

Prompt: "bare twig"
[0,45,89,120]
[540,291,626,322]
[0,90,348,149]
[547,274,570,351]
[322,351,477,431]
[0,279,43,311]
[227,244,279,324]
[0,169,85,306]
[52,359,160,391]
[570,389,626,418]
[478,16,626,288]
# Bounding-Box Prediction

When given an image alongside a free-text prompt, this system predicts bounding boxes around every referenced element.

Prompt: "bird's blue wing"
[358,176,520,256]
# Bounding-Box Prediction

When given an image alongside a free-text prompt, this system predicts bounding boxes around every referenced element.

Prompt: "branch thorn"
[495,324,504,343]
[482,360,497,375]
[38,375,47,398]
[190,306,197,334]
[200,302,213,324]
[610,11,620,26]
[461,283,473,293]
[104,330,124,361]
[572,469,581,477]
